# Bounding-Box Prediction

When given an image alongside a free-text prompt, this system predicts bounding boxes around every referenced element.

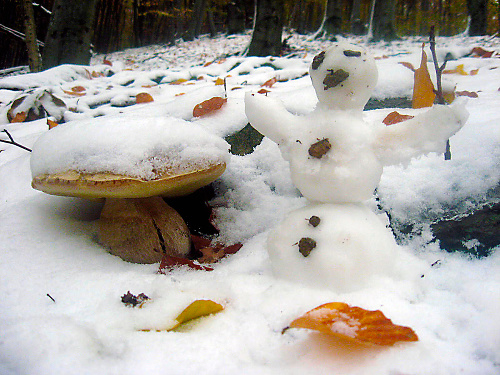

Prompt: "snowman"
[245,42,468,292]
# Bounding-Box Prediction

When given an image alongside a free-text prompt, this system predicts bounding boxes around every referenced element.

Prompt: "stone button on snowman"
[245,42,468,292]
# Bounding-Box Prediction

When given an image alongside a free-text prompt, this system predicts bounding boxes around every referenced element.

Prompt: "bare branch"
[429,26,451,160]
[0,130,32,152]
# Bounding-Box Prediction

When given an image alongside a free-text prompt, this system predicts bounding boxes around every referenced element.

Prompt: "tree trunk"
[371,0,398,41]
[247,0,284,57]
[323,0,342,35]
[43,0,99,69]
[187,0,208,40]
[350,0,365,35]
[22,0,42,72]
[227,0,246,35]
[466,0,488,36]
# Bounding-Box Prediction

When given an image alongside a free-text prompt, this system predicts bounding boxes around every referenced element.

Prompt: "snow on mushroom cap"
[309,42,378,111]
[30,114,230,181]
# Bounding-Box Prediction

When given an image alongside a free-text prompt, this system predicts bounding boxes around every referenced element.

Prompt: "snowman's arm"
[374,99,468,164]
[245,92,301,145]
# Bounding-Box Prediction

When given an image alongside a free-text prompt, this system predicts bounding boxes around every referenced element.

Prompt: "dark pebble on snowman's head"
[298,237,316,257]
[323,69,349,90]
[312,51,326,70]
[343,50,362,57]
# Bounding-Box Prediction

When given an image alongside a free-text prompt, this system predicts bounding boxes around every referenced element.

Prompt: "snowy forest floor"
[0,32,499,375]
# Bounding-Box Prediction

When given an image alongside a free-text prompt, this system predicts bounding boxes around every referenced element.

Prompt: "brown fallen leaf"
[10,111,27,123]
[399,61,416,72]
[383,111,415,125]
[261,77,277,88]
[471,46,494,58]
[412,44,435,109]
[284,302,418,346]
[258,88,270,94]
[193,97,227,117]
[456,90,479,98]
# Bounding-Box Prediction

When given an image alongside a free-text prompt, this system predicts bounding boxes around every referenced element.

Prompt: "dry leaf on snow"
[136,92,154,103]
[383,111,415,125]
[193,97,227,117]
[412,45,435,109]
[139,299,224,332]
[284,302,418,346]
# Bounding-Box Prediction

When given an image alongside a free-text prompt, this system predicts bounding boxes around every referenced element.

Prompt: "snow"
[0,33,499,375]
[30,115,230,180]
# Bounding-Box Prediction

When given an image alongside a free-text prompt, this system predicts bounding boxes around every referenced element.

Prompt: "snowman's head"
[309,43,378,111]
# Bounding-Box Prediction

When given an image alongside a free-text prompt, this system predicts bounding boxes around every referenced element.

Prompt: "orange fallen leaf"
[412,44,435,109]
[399,61,416,72]
[261,77,277,88]
[285,302,418,346]
[193,97,227,117]
[135,92,154,103]
[258,88,270,94]
[175,92,186,96]
[383,111,415,125]
[10,111,27,123]
[215,77,225,86]
[470,68,479,76]
[47,119,59,129]
[103,59,112,66]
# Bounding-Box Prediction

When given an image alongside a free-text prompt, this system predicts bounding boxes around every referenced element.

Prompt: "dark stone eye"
[344,50,362,57]
[312,51,326,70]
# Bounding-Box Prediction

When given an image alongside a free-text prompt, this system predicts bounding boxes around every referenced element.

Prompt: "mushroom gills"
[98,197,191,264]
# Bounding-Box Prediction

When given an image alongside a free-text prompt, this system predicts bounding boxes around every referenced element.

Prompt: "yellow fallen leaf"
[285,302,418,346]
[138,299,224,332]
[169,299,224,331]
[169,78,188,85]
[412,45,435,109]
[215,77,225,86]
[443,64,468,75]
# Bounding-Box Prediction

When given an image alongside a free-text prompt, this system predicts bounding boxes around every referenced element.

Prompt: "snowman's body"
[245,42,468,291]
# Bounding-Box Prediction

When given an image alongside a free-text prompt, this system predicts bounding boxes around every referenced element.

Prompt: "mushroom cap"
[31,163,226,199]
[30,115,229,198]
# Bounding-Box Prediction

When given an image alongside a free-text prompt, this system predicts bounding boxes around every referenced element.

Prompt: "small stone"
[343,50,362,57]
[308,138,331,159]
[323,69,349,90]
[298,237,316,257]
[311,51,326,70]
[308,216,321,227]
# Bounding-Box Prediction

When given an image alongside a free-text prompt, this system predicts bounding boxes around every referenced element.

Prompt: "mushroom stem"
[98,197,191,264]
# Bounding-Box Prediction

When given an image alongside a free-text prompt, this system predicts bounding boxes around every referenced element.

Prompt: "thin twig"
[0,129,32,152]
[429,26,452,160]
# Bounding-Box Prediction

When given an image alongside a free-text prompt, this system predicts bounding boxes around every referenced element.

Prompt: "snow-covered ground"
[0,32,499,375]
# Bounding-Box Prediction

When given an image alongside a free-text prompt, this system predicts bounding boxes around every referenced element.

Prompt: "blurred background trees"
[1,0,499,70]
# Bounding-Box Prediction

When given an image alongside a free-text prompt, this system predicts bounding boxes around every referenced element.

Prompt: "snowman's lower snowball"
[267,203,425,292]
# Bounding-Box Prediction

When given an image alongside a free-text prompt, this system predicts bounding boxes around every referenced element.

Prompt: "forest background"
[0,0,498,71]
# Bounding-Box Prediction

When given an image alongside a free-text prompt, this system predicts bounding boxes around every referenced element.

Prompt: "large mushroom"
[30,114,229,263]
